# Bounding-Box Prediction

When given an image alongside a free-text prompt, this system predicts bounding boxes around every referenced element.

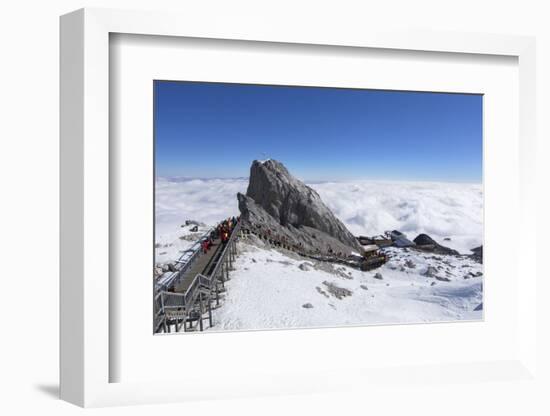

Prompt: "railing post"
[199,292,204,331]
[208,298,213,328]
[160,293,166,334]
[225,259,229,280]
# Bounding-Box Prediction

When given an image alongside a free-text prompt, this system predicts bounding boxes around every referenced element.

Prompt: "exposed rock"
[443,260,456,268]
[470,246,483,263]
[423,266,439,278]
[388,230,416,247]
[316,286,329,298]
[430,281,437,286]
[299,262,313,271]
[405,259,416,269]
[302,303,314,309]
[311,261,351,279]
[413,234,459,256]
[435,276,451,282]
[373,272,383,280]
[238,160,363,257]
[360,284,369,291]
[474,303,483,311]
[184,220,205,227]
[322,281,353,299]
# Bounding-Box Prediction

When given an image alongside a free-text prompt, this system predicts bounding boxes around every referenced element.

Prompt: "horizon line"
[156,175,483,185]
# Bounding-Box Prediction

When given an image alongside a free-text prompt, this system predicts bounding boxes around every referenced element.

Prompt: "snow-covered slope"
[210,241,482,331]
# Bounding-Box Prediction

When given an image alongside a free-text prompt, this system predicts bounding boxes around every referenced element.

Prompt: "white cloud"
[155,178,483,260]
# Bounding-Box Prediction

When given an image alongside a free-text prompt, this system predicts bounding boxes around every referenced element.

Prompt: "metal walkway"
[154,221,241,334]
[172,235,230,294]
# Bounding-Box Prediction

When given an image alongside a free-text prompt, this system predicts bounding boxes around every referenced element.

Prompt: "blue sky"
[154,81,482,182]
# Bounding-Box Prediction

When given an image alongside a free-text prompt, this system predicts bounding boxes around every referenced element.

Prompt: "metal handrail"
[210,221,241,279]
[157,227,214,291]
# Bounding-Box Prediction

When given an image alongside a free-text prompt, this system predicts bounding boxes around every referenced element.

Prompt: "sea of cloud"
[155,177,483,255]
[313,180,483,254]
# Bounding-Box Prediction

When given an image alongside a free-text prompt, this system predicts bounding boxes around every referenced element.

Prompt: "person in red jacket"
[201,239,209,253]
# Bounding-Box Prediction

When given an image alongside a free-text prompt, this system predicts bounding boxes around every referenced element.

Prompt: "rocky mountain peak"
[238,159,363,256]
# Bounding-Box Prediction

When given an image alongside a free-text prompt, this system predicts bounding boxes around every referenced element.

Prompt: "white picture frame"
[60,8,538,407]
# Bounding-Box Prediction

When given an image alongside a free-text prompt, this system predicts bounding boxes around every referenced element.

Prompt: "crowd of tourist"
[243,222,348,259]
[200,216,240,253]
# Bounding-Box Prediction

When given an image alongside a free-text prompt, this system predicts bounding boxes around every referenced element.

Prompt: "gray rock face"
[423,266,439,278]
[413,233,459,256]
[298,262,312,271]
[238,160,363,256]
[470,246,483,263]
[322,281,353,299]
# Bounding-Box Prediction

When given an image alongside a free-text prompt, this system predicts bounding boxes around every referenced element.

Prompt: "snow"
[210,242,483,331]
